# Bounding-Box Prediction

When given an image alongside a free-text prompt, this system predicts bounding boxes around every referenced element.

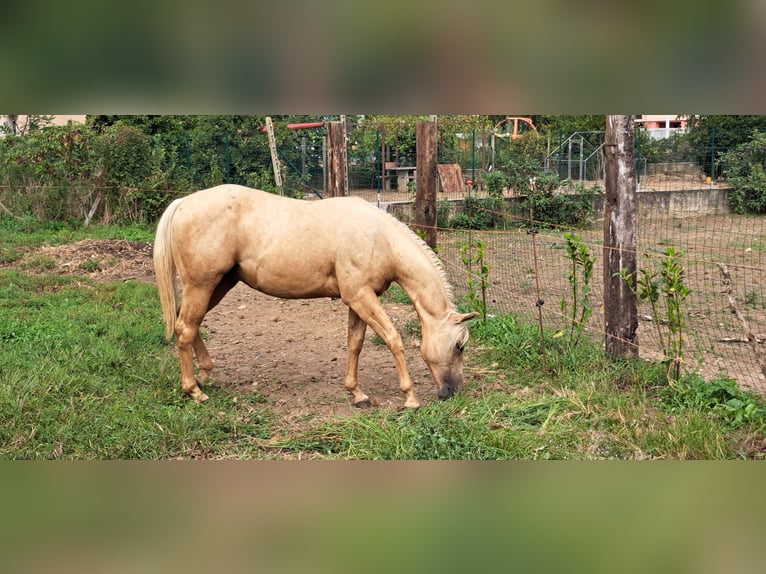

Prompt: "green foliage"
[0,272,273,459]
[461,240,491,323]
[620,247,691,380]
[535,115,606,135]
[381,283,412,305]
[93,123,152,188]
[636,129,694,164]
[661,375,766,430]
[685,115,766,176]
[560,233,595,346]
[279,310,766,460]
[0,115,306,222]
[520,179,599,228]
[0,124,96,220]
[91,123,173,223]
[483,170,508,195]
[720,131,766,214]
[449,195,504,230]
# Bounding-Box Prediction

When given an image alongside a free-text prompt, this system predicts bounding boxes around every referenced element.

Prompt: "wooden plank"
[437,163,464,195]
[265,117,283,194]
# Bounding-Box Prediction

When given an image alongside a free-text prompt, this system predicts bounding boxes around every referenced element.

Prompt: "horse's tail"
[153,197,185,340]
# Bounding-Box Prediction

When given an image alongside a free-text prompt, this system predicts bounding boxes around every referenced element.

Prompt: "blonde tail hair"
[153,198,184,340]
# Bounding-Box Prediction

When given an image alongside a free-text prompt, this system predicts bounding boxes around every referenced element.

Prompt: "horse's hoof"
[192,391,210,403]
[354,398,372,409]
[404,399,421,409]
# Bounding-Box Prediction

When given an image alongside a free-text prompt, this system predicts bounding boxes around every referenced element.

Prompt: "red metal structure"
[493,116,538,139]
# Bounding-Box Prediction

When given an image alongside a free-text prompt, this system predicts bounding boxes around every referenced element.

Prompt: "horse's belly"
[236,262,340,299]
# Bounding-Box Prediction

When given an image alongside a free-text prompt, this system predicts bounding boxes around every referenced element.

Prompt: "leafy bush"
[720,131,766,214]
[519,179,599,228]
[449,195,505,230]
[661,375,766,429]
[483,170,508,195]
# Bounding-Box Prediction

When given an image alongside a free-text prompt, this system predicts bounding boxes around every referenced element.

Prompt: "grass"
[0,261,273,460]
[2,216,766,459]
[275,314,766,460]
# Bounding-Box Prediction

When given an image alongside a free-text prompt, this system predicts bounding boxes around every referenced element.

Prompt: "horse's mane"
[385,211,456,306]
[388,217,472,349]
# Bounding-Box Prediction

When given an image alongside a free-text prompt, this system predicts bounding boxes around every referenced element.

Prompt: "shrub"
[483,170,508,195]
[449,195,504,230]
[720,131,766,214]
[519,179,599,228]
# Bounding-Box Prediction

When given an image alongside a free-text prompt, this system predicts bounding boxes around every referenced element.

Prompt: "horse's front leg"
[344,308,372,408]
[344,289,420,409]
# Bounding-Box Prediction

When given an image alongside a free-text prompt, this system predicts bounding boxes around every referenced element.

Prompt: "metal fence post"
[710,127,716,183]
[186,133,191,185]
[225,130,230,183]
[471,129,476,187]
[635,125,641,189]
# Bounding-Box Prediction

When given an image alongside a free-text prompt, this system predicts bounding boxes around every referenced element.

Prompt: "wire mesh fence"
[431,185,766,397]
[3,119,766,396]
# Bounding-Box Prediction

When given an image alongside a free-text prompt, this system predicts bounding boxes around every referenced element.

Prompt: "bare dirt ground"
[7,239,437,424]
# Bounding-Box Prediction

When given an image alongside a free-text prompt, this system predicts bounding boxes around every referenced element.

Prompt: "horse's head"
[420,311,480,400]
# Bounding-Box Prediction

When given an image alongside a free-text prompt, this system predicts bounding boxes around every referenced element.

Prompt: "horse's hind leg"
[192,334,214,385]
[344,308,372,408]
[176,289,210,402]
[192,272,239,385]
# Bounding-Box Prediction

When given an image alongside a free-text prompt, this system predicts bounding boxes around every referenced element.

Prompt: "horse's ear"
[450,311,480,324]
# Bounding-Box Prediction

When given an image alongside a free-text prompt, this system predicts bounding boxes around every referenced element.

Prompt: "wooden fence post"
[415,120,438,249]
[327,121,348,197]
[604,115,638,358]
[265,117,283,195]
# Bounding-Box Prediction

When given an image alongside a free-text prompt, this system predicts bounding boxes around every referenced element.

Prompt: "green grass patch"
[380,283,411,304]
[0,270,273,459]
[276,313,766,460]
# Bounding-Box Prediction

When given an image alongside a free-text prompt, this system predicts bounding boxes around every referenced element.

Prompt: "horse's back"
[174,184,391,239]
[169,185,403,298]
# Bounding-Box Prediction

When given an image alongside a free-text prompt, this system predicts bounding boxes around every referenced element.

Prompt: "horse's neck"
[396,252,453,323]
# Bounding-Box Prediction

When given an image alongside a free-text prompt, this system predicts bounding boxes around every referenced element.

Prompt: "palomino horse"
[153,184,478,408]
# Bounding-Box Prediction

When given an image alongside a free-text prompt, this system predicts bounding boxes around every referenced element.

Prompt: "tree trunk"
[415,120,438,249]
[326,121,348,197]
[603,115,638,358]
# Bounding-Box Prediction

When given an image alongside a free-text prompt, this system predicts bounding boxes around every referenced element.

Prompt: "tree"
[534,115,605,136]
[720,131,766,214]
[684,115,766,177]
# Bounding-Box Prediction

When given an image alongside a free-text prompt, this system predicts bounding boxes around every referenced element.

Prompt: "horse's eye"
[455,342,465,353]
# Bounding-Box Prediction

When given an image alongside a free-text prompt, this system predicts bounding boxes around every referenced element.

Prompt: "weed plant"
[560,232,595,347]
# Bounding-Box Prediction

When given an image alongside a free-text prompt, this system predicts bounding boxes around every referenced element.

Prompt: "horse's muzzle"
[437,373,462,400]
